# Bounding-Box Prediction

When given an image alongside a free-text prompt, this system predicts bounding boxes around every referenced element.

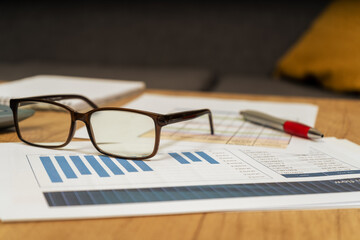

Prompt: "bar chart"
[32,146,357,193]
[24,145,360,209]
[30,154,156,187]
[27,149,270,189]
[38,155,153,183]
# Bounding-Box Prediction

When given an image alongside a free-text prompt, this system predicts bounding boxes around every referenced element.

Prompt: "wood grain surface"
[1,89,359,240]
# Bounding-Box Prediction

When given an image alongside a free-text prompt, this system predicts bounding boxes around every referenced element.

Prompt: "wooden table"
[1,89,360,240]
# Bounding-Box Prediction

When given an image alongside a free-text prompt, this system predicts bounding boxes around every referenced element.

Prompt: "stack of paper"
[1,93,360,222]
[0,75,145,110]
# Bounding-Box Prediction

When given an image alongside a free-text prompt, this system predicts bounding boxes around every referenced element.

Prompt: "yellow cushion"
[275,0,360,92]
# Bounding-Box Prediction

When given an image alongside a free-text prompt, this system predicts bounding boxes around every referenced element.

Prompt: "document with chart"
[1,137,360,221]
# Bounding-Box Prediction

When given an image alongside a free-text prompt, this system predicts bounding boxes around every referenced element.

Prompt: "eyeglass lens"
[16,101,72,146]
[90,110,157,158]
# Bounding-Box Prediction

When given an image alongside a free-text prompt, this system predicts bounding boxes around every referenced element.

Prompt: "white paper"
[1,138,360,221]
[0,75,145,110]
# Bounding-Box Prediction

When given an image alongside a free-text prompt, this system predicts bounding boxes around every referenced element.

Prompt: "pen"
[240,110,324,140]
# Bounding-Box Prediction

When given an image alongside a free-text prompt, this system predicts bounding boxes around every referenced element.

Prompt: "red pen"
[240,110,324,140]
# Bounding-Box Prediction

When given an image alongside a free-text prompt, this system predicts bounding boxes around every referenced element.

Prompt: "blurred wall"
[0,1,328,75]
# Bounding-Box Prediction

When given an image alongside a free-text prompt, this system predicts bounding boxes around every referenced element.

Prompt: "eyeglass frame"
[10,94,214,160]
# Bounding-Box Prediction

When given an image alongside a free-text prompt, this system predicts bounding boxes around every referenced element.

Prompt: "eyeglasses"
[10,94,214,160]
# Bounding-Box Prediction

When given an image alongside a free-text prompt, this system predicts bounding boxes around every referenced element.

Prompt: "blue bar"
[283,170,360,178]
[45,192,66,206]
[40,156,63,183]
[99,156,125,175]
[101,190,120,204]
[195,152,219,164]
[55,156,77,179]
[283,172,326,178]
[169,153,190,164]
[326,170,360,176]
[44,177,360,207]
[88,191,107,204]
[43,192,56,206]
[132,160,153,171]
[139,189,160,201]
[151,188,174,201]
[182,152,202,162]
[63,192,80,205]
[84,155,110,177]
[124,189,147,202]
[75,191,94,205]
[115,158,138,172]
[113,189,135,203]
[70,156,91,175]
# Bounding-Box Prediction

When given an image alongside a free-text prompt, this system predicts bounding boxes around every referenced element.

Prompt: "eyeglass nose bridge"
[73,111,90,123]
[66,111,93,146]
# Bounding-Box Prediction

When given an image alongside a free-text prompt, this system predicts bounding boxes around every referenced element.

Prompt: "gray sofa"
[2,1,350,98]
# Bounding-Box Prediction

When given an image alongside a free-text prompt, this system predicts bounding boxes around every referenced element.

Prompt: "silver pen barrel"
[240,110,285,131]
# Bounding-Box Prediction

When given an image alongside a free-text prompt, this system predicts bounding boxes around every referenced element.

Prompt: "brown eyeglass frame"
[10,94,214,160]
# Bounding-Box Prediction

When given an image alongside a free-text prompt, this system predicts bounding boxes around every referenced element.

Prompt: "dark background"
[1,1,345,97]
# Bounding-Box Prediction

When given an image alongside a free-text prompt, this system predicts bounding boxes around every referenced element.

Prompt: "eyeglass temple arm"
[27,95,99,108]
[160,109,214,135]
